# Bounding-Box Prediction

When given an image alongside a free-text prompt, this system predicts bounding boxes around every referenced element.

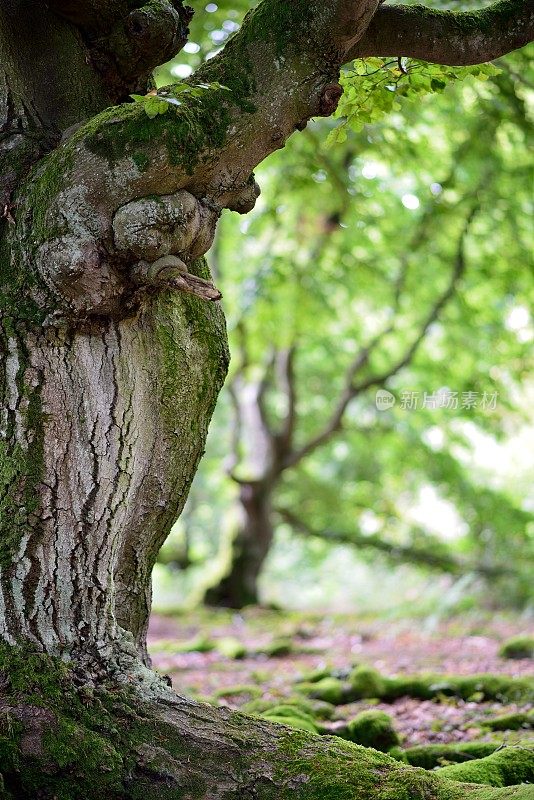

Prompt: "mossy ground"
[1,617,534,800]
[148,609,534,797]
[297,666,534,705]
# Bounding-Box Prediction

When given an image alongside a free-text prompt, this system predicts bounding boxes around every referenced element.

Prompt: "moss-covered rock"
[259,637,294,657]
[438,746,534,787]
[298,666,534,705]
[499,635,534,660]
[349,666,387,699]
[216,636,248,659]
[356,671,534,704]
[213,684,262,701]
[242,696,335,721]
[482,711,534,731]
[262,705,320,734]
[298,667,334,684]
[297,677,346,704]
[344,710,400,751]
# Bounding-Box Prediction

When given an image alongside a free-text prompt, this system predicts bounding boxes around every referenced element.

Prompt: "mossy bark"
[0,280,227,663]
[2,646,534,800]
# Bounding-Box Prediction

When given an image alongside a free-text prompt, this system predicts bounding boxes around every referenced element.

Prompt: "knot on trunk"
[35,190,222,319]
[113,191,219,262]
[223,175,261,215]
[318,83,343,117]
[113,190,222,301]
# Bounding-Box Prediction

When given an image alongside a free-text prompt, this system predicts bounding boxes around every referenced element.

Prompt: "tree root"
[1,644,534,799]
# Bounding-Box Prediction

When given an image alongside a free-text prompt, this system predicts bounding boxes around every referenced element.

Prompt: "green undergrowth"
[296,665,534,705]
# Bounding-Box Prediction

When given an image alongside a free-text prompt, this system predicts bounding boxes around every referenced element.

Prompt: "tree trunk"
[206,481,275,607]
[0,287,228,666]
[1,0,533,796]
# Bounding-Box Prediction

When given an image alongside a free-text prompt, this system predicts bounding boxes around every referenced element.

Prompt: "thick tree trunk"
[0,287,227,666]
[206,481,275,607]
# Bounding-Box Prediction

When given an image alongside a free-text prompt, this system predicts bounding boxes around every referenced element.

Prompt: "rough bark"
[0,0,533,796]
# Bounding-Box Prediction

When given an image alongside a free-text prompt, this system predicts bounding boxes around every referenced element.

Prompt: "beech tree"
[0,0,532,797]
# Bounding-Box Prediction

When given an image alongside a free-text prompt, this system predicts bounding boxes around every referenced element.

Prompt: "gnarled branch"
[277,507,513,579]
[348,0,534,65]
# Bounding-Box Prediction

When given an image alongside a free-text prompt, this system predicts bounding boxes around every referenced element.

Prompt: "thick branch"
[348,0,534,65]
[277,508,512,579]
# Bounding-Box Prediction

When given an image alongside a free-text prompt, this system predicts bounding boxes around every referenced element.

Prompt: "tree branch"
[277,508,512,579]
[348,0,534,65]
[281,204,477,471]
[274,345,298,455]
[351,203,477,394]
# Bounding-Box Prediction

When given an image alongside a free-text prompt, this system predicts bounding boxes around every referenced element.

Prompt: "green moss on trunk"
[3,643,534,800]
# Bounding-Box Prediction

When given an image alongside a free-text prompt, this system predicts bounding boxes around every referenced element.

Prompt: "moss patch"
[262,704,320,734]
[483,711,534,732]
[438,746,534,787]
[297,677,345,705]
[499,635,534,660]
[349,665,387,699]
[344,710,400,751]
[297,667,534,705]
[81,86,232,174]
[391,741,500,769]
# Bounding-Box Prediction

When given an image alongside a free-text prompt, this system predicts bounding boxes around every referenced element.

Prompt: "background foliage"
[153,2,534,614]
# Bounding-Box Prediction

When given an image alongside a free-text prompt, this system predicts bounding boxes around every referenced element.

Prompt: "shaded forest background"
[152,0,534,615]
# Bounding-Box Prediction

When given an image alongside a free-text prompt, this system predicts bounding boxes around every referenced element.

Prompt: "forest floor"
[147,608,533,749]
